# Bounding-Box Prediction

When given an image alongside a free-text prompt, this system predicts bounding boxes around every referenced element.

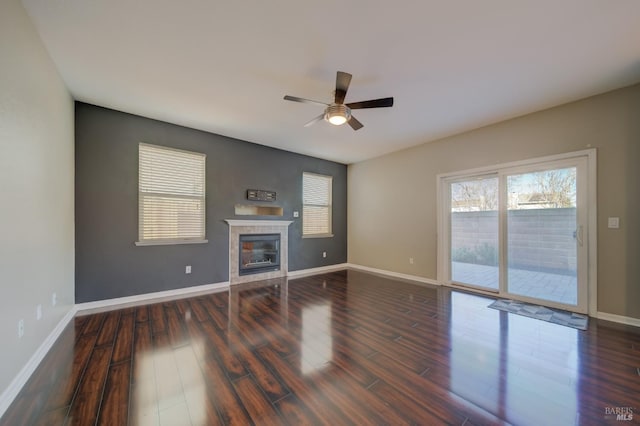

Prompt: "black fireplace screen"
[239,233,281,276]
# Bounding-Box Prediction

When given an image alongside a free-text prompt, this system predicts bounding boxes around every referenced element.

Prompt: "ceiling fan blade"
[348,115,363,131]
[284,95,328,107]
[334,71,352,104]
[304,113,325,127]
[346,97,394,110]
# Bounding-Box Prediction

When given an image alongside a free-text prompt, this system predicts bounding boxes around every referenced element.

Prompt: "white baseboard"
[75,281,230,314]
[0,306,77,419]
[595,311,640,327]
[287,263,349,279]
[346,263,441,287]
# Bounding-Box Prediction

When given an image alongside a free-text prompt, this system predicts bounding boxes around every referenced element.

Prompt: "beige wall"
[0,0,75,403]
[348,83,640,320]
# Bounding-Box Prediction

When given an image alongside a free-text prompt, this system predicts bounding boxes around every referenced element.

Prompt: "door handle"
[576,225,584,246]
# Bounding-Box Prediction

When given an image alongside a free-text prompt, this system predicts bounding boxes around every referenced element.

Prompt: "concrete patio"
[451,261,577,305]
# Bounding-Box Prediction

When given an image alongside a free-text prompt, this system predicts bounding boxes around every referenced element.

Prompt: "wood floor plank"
[97,361,130,426]
[149,303,166,335]
[165,303,189,348]
[236,301,298,357]
[209,291,230,309]
[198,320,248,380]
[65,345,112,425]
[199,354,252,425]
[200,297,229,331]
[281,354,378,425]
[322,363,412,425]
[44,334,98,411]
[223,328,290,402]
[152,333,184,412]
[157,401,190,426]
[129,319,160,425]
[135,305,149,323]
[74,316,89,335]
[95,310,120,347]
[22,323,76,395]
[174,298,190,316]
[131,321,153,384]
[111,313,134,364]
[33,406,69,426]
[245,300,301,357]
[174,345,223,426]
[232,375,282,425]
[368,379,452,425]
[129,380,159,426]
[0,392,45,425]
[188,297,211,322]
[255,345,344,426]
[274,394,324,426]
[79,312,105,337]
[368,349,503,424]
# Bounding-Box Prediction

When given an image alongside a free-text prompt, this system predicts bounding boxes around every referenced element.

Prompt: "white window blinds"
[137,143,206,245]
[303,172,333,237]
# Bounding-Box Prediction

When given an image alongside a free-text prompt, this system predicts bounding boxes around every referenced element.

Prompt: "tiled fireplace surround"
[225,220,293,285]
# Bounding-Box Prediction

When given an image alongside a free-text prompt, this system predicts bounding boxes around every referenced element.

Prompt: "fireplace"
[239,233,281,276]
[225,219,292,285]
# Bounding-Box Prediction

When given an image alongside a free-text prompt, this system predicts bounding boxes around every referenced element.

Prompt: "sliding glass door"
[442,153,591,313]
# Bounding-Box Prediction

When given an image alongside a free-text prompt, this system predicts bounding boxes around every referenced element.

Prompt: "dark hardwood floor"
[2,270,639,425]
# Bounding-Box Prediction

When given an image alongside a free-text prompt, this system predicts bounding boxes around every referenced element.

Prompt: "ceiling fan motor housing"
[325,103,351,125]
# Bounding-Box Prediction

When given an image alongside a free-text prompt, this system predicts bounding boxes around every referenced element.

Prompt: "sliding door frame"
[437,149,597,315]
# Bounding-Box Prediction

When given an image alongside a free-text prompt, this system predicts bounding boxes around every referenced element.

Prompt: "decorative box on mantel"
[225,220,293,285]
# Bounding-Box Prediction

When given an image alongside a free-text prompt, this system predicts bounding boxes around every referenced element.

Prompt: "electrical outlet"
[52,292,57,307]
[409,257,414,264]
[322,251,327,258]
[18,319,24,338]
[36,304,42,320]
[186,265,192,274]
[293,211,299,218]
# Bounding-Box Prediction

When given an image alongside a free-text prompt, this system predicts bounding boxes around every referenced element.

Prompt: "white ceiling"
[21,0,640,164]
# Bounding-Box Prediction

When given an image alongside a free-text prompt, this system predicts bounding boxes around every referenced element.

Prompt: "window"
[302,172,333,237]
[136,143,207,245]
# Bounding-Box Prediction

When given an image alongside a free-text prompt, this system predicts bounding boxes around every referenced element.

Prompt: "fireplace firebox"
[239,234,281,276]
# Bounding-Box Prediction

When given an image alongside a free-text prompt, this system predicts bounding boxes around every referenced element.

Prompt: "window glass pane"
[507,167,577,305]
[139,143,206,243]
[303,173,332,236]
[303,206,330,235]
[450,176,499,289]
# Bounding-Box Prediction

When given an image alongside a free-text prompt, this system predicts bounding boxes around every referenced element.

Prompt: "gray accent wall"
[75,103,347,303]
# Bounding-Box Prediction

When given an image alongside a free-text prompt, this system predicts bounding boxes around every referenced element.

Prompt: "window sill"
[302,234,334,239]
[135,239,208,246]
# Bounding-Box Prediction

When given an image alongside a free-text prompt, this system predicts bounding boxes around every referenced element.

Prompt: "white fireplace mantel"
[225,219,293,285]
[225,219,293,227]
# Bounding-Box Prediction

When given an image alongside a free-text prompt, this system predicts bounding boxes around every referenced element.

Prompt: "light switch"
[608,217,620,229]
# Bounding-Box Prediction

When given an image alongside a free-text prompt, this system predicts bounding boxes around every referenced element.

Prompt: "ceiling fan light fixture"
[325,104,351,126]
[284,71,394,131]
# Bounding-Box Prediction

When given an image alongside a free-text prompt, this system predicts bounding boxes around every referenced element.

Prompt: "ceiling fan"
[284,71,394,131]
